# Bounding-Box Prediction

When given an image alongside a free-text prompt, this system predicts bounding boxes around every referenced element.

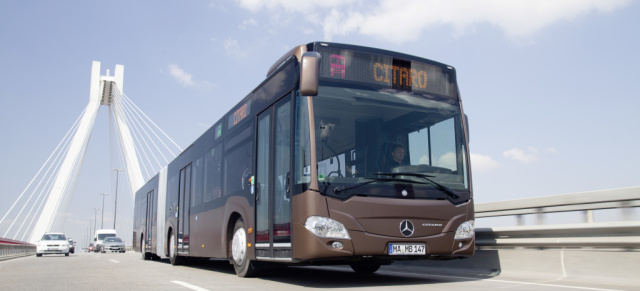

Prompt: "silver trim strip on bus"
[256,257,294,262]
[273,243,292,248]
[255,243,292,248]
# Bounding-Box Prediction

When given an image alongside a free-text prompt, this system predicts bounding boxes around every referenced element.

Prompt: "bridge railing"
[475,187,640,248]
[0,238,36,261]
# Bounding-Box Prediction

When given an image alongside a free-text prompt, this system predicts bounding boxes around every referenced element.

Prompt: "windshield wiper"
[333,177,426,193]
[374,172,460,199]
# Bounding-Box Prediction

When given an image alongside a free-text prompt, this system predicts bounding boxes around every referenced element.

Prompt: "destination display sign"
[317,47,453,97]
[228,101,251,129]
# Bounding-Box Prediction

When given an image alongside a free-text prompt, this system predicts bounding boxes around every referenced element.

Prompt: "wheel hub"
[232,228,246,265]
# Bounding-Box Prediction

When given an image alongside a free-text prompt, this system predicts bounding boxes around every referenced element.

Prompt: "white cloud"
[419,154,429,165]
[239,18,257,29]
[167,64,215,89]
[234,0,630,43]
[436,152,457,170]
[470,153,500,173]
[168,64,195,87]
[503,147,540,164]
[224,38,248,58]
[235,0,359,13]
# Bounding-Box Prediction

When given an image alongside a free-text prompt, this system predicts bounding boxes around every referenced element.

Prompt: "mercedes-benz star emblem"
[400,220,414,237]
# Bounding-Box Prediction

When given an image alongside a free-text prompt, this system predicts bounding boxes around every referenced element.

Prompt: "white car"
[36,232,70,257]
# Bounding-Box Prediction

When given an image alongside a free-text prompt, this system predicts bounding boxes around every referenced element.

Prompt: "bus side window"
[224,141,253,196]
[204,144,223,202]
[192,157,203,207]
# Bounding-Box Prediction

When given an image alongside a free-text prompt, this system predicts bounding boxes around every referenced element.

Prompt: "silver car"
[101,237,126,253]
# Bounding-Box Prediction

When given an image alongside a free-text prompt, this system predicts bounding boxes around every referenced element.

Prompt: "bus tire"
[231,219,257,277]
[141,237,150,260]
[350,262,381,274]
[169,231,183,265]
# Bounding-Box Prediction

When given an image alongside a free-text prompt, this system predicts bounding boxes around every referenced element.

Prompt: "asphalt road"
[0,251,633,291]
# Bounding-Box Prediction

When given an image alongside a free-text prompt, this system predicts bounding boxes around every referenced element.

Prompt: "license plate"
[388,243,426,255]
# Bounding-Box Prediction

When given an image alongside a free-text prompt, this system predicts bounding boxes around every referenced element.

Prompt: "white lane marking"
[560,249,568,278]
[171,280,210,291]
[109,259,119,263]
[384,270,623,291]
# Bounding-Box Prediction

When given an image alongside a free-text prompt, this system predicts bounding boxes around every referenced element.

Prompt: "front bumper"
[292,222,474,262]
[37,245,70,255]
[103,245,126,252]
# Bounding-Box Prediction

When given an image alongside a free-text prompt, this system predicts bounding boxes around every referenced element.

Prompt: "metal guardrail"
[475,187,640,248]
[0,239,36,261]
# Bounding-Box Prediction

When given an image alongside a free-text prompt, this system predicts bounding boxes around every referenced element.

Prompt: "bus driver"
[389,144,406,169]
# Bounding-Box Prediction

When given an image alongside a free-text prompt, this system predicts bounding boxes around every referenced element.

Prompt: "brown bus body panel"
[292,192,474,262]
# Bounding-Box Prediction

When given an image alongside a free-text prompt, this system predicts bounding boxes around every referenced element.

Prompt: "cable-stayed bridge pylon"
[0,61,182,243]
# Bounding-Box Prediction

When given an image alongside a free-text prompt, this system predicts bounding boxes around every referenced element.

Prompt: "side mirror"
[300,52,321,96]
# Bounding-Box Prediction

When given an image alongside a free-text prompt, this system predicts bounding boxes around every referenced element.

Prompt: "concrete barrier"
[0,244,35,261]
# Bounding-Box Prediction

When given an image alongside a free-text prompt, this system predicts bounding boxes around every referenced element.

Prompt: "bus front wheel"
[231,219,257,277]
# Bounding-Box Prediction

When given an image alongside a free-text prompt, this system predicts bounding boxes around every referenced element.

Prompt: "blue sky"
[1,0,639,242]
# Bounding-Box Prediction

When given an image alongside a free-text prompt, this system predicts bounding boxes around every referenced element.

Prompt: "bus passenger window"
[204,144,223,202]
[224,142,253,196]
[192,157,204,207]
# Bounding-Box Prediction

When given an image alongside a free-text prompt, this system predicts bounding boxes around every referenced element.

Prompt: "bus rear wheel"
[141,237,150,260]
[169,232,183,265]
[231,219,257,277]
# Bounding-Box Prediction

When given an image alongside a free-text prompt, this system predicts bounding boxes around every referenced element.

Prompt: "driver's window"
[408,117,457,171]
[409,130,430,165]
[430,118,457,171]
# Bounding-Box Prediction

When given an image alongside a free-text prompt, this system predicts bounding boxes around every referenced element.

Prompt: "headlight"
[305,216,351,239]
[454,220,474,240]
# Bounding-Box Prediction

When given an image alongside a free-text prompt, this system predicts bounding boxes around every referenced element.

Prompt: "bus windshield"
[297,85,470,201]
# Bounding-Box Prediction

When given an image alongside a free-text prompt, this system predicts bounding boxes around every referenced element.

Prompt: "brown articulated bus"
[133,42,474,277]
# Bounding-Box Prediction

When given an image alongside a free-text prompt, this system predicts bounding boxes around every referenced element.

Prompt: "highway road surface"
[0,251,634,291]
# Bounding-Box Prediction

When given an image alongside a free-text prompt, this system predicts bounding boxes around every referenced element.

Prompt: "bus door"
[256,98,292,261]
[145,190,155,253]
[178,164,192,254]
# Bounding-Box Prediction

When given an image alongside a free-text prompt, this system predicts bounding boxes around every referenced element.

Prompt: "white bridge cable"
[17,133,74,241]
[118,88,183,153]
[107,88,182,244]
[113,91,164,172]
[110,93,152,179]
[115,88,180,164]
[8,126,73,240]
[2,81,183,242]
[111,88,182,179]
[120,93,183,159]
[108,98,135,244]
[1,108,86,239]
[52,131,90,232]
[0,106,84,229]
[116,89,172,166]
[28,104,89,239]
